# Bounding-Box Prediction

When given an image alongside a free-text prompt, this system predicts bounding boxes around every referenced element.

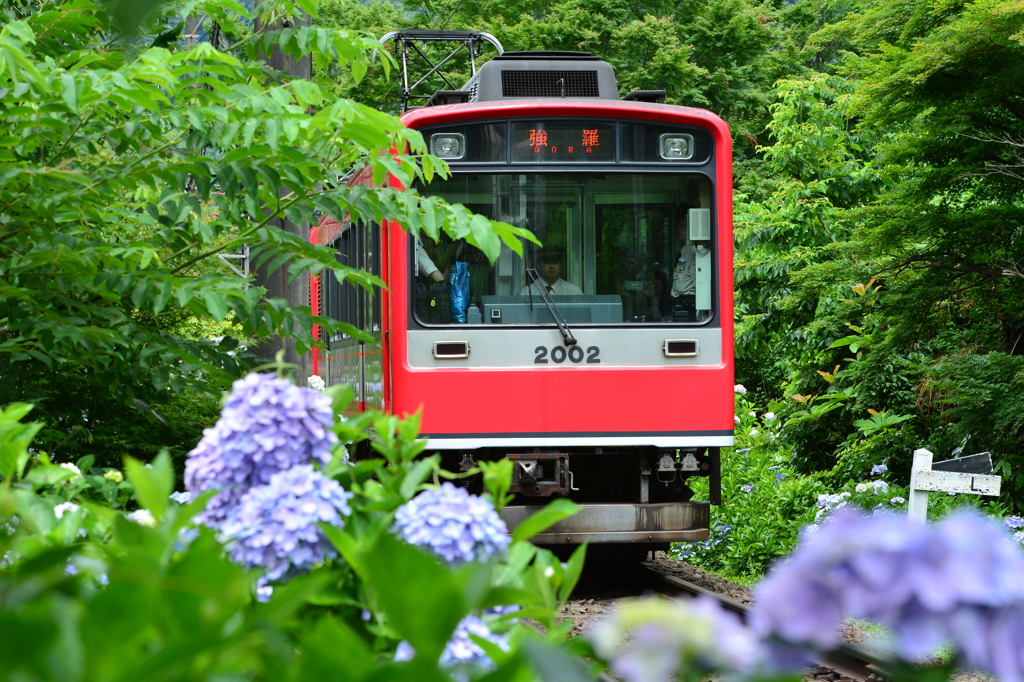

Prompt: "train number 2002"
[534,345,601,364]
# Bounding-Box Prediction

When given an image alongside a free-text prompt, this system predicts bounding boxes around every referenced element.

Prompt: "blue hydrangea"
[871,463,888,476]
[392,483,509,565]
[393,616,508,669]
[1005,516,1024,530]
[185,373,338,527]
[751,508,1024,680]
[740,484,753,493]
[440,615,508,668]
[219,465,352,582]
[675,522,731,559]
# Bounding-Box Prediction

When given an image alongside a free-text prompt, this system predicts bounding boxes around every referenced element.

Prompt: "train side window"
[322,221,375,341]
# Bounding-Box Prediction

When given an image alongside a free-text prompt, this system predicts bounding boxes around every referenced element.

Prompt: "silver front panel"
[407,327,723,368]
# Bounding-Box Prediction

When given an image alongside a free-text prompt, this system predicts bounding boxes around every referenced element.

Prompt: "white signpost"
[908,448,1001,522]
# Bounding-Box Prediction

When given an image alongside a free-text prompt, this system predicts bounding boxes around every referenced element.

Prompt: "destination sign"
[510,121,616,162]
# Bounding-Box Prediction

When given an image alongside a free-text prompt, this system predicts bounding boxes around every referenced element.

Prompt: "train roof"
[418,50,676,108]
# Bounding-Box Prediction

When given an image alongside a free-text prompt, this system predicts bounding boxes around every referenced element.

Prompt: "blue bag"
[449,260,470,323]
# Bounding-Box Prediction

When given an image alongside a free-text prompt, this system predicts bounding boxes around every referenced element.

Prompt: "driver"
[519,249,583,296]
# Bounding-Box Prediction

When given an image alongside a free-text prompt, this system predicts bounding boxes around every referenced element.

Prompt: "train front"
[392,51,734,552]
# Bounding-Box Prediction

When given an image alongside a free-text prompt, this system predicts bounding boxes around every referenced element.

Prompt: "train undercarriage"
[439,446,720,549]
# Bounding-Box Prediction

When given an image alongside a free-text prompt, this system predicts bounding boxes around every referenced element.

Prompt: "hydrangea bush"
[392,482,510,565]
[593,507,1024,682]
[752,509,1024,681]
[674,389,1007,579]
[0,371,589,682]
[185,373,338,527]
[220,464,353,581]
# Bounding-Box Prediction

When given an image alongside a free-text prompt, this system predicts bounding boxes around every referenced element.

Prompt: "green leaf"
[255,568,337,621]
[300,616,375,681]
[61,73,78,113]
[124,450,173,521]
[202,291,228,322]
[398,459,435,500]
[557,543,587,601]
[0,404,42,482]
[511,499,580,542]
[522,642,591,682]
[468,213,502,262]
[361,532,465,663]
[320,523,363,574]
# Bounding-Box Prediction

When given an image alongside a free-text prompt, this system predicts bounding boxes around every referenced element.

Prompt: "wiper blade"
[525,268,577,346]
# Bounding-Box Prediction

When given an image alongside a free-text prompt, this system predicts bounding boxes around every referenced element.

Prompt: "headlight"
[431,133,466,160]
[659,133,694,161]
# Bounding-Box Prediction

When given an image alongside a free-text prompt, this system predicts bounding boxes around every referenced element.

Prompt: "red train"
[312,44,734,553]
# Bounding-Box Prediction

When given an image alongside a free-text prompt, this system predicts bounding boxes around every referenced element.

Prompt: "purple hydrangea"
[871,464,888,476]
[588,596,766,682]
[219,465,352,581]
[440,615,508,667]
[751,508,1024,680]
[392,483,509,565]
[740,484,753,493]
[394,615,508,669]
[1005,516,1024,530]
[185,373,338,527]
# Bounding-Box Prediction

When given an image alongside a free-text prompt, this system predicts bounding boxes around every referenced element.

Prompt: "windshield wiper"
[525,268,577,346]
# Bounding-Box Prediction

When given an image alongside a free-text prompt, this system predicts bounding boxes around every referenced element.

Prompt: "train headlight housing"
[431,133,466,160]
[659,133,694,161]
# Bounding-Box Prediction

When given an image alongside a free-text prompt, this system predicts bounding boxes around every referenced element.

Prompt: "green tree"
[0,0,530,410]
[807,0,1024,351]
[734,73,882,394]
[323,0,797,154]
[743,0,1024,507]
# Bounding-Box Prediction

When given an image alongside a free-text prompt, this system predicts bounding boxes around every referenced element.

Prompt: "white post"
[908,448,933,523]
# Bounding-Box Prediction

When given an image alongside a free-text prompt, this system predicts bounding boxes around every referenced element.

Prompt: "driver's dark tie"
[546,285,553,293]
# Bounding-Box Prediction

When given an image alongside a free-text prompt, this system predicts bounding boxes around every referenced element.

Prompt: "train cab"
[316,48,734,551]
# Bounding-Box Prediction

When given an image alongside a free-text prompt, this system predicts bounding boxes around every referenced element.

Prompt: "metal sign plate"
[932,452,993,475]
[915,469,1001,496]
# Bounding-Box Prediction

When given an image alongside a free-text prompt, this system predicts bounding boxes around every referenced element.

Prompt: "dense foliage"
[0,0,532,416]
[0,378,593,682]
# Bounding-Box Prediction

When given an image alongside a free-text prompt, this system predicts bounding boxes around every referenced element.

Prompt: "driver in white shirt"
[519,249,583,296]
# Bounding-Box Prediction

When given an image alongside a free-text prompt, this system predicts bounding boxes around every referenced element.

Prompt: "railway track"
[643,565,888,682]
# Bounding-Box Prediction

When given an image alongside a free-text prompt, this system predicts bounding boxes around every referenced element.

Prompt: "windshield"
[414,173,714,325]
